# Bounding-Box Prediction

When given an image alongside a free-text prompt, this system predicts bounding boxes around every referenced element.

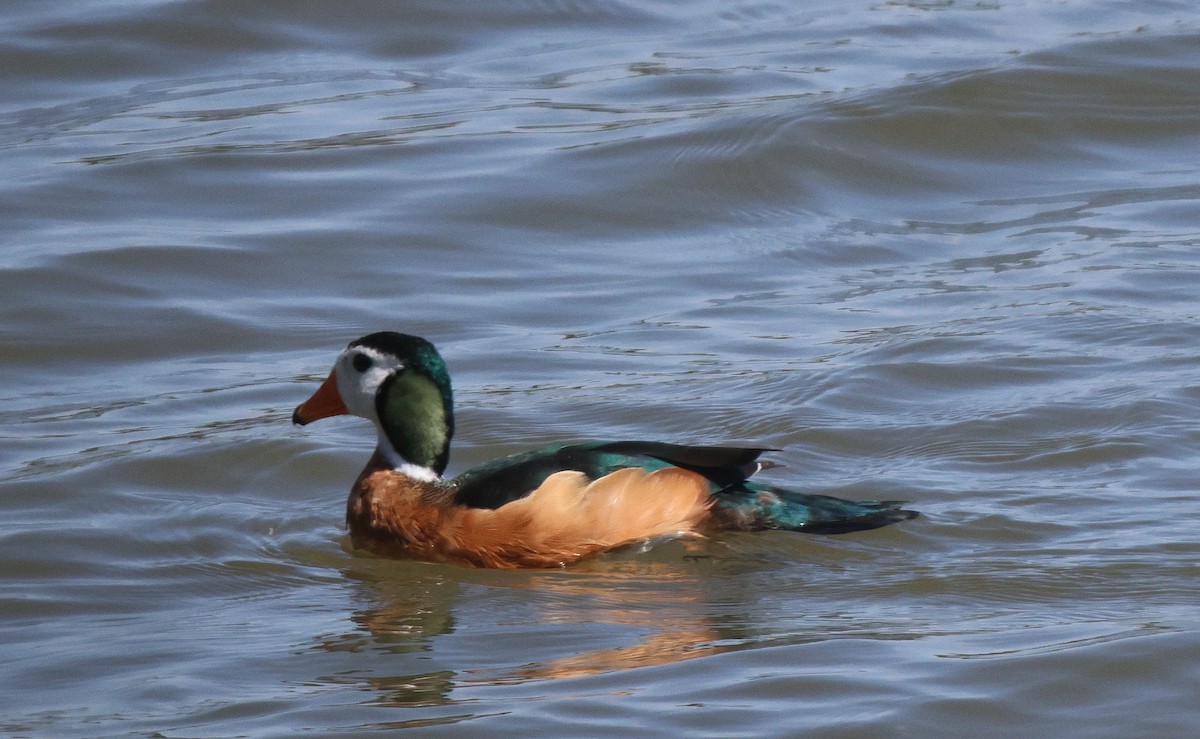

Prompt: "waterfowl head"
[293,332,454,480]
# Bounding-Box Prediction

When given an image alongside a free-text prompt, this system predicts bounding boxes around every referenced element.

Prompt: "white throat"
[374,427,441,482]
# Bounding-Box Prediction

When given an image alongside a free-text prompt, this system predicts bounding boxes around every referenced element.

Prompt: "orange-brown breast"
[346,466,714,568]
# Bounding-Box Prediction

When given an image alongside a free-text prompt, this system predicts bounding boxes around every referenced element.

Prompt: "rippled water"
[3,1,1200,736]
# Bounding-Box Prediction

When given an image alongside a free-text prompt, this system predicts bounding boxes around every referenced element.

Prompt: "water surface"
[3,1,1200,736]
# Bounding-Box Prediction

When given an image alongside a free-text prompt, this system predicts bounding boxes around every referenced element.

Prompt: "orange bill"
[292,370,348,425]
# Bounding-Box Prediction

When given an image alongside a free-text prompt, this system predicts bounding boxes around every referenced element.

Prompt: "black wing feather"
[450,441,772,510]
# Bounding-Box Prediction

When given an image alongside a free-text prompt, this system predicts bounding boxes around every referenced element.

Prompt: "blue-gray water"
[3,1,1200,736]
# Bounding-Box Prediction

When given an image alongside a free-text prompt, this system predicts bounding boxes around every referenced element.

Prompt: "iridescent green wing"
[450,441,770,510]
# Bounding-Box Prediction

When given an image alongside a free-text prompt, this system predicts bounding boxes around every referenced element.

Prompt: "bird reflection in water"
[318,543,746,709]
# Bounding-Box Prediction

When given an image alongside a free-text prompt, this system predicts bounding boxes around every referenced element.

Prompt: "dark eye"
[351,353,373,373]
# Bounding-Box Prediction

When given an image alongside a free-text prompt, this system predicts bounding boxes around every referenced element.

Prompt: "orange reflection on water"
[333,543,738,704]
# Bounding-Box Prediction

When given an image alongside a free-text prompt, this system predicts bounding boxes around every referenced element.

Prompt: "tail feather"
[711,482,918,535]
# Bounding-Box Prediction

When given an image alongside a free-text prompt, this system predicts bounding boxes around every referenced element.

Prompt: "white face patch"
[333,345,405,423]
[328,342,445,481]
